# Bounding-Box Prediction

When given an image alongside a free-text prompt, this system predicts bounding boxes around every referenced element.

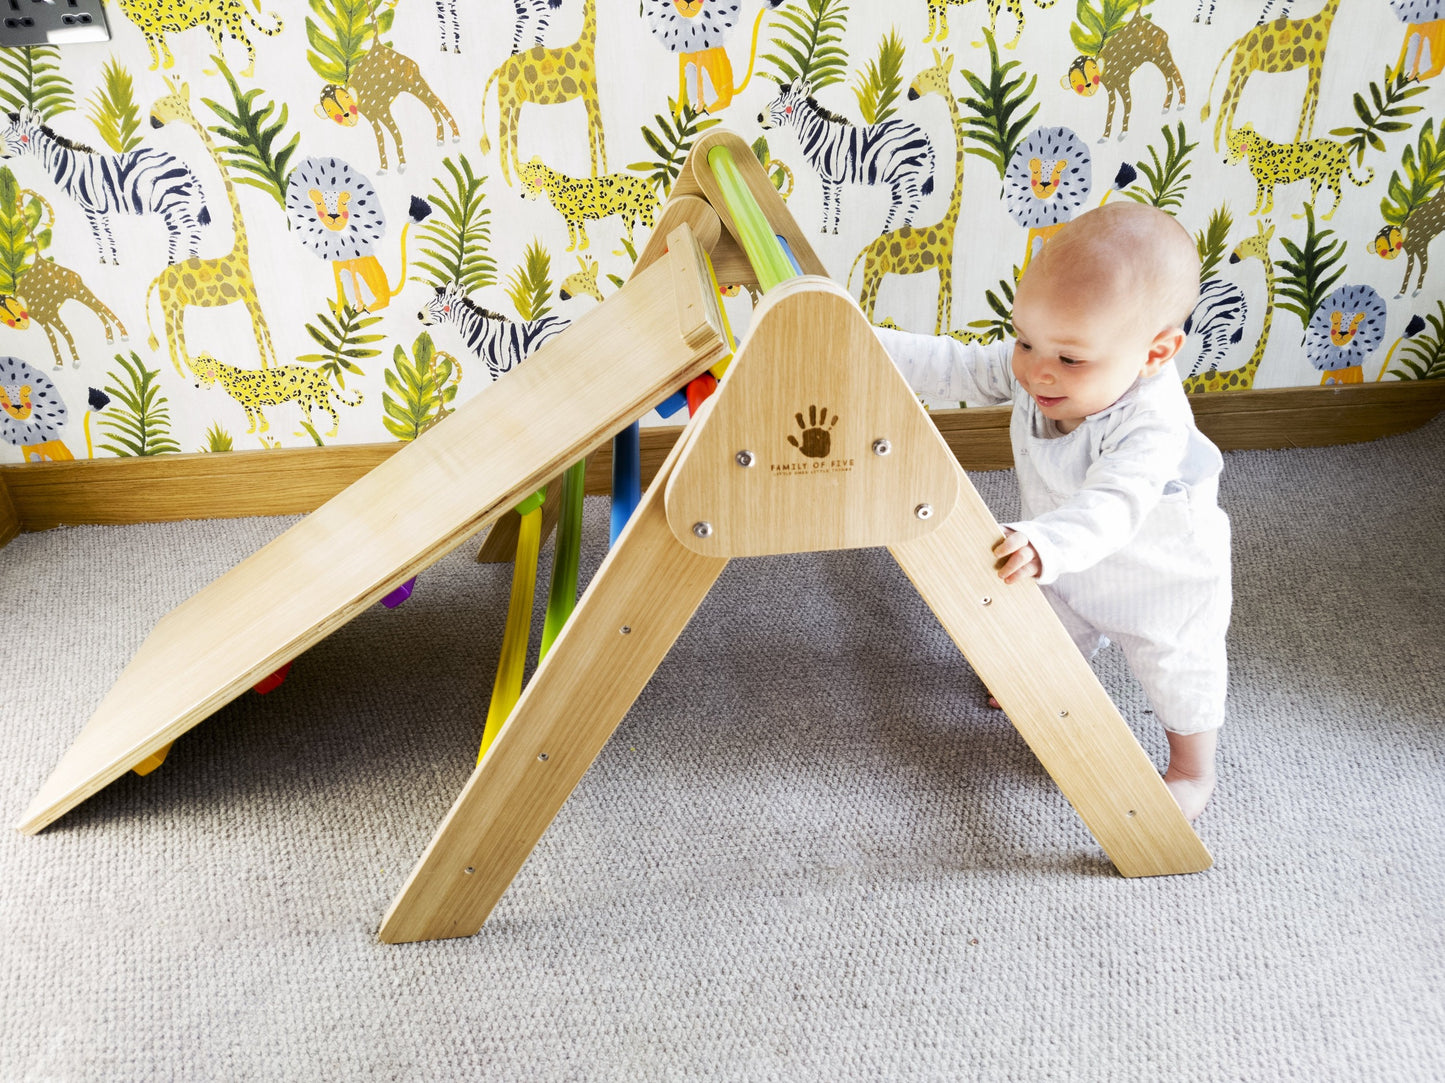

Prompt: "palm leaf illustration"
[0,44,74,121]
[959,29,1039,184]
[411,155,495,293]
[98,352,181,457]
[852,28,906,125]
[1125,121,1196,212]
[297,301,385,388]
[760,0,849,93]
[1196,204,1234,282]
[1380,118,1445,227]
[630,100,721,197]
[201,54,302,209]
[505,238,554,322]
[1330,68,1427,168]
[1276,204,1347,330]
[383,330,460,441]
[305,0,392,85]
[84,57,142,153]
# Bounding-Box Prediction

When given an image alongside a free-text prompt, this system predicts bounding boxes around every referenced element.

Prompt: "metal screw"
[735,450,756,468]
[692,521,713,538]
[619,625,632,635]
[872,438,892,456]
[537,752,549,761]
[1058,709,1069,718]
[464,866,474,874]
[980,596,992,606]
[914,503,933,520]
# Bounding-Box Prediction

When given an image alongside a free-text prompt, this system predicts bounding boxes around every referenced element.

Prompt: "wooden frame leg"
[379,457,729,943]
[889,463,1212,878]
[475,472,566,564]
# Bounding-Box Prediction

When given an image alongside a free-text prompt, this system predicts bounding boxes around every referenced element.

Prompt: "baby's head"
[1010,203,1199,432]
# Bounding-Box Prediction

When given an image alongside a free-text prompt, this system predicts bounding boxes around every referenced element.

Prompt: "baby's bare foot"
[1164,729,1219,821]
[1164,768,1216,821]
[987,695,1001,709]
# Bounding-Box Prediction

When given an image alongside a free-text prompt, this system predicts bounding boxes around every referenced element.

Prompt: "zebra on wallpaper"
[0,109,210,266]
[760,80,935,235]
[1181,279,1248,378]
[511,0,564,52]
[418,283,569,381]
[436,0,461,52]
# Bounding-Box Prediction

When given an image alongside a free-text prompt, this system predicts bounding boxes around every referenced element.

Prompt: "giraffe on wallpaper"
[1184,221,1277,393]
[1201,0,1342,151]
[145,79,277,375]
[0,258,128,370]
[850,50,965,335]
[479,0,607,186]
[315,32,461,175]
[1063,10,1186,142]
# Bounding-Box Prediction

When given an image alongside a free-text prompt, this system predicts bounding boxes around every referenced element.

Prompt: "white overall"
[876,328,1232,735]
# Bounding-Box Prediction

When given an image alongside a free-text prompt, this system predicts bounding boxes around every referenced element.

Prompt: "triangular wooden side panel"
[666,277,960,557]
[18,235,729,835]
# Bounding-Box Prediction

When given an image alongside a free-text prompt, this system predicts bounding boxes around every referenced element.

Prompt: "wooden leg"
[889,463,1212,878]
[379,456,729,943]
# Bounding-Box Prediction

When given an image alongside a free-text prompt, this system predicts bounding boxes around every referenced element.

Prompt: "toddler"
[875,202,1231,820]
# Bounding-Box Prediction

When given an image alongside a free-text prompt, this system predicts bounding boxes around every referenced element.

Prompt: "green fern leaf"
[296,301,382,386]
[1392,304,1445,380]
[0,46,74,122]
[1274,204,1346,330]
[201,55,301,209]
[959,29,1040,182]
[201,422,233,452]
[631,101,720,196]
[84,58,142,154]
[98,352,180,457]
[1196,204,1234,282]
[411,155,496,293]
[852,29,906,126]
[505,238,553,322]
[1124,121,1195,212]
[761,0,850,92]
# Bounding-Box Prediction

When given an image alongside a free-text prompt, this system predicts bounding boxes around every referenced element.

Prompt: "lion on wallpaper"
[642,0,785,114]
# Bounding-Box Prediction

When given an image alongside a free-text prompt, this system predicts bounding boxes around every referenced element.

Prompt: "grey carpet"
[2,416,1442,1083]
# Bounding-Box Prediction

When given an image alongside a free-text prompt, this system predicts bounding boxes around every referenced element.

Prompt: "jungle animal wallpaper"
[0,0,1440,463]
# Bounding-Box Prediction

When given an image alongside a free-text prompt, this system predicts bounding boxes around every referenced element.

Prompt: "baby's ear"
[1141,326,1186,376]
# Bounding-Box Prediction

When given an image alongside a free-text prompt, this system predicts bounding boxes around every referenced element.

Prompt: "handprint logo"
[788,404,837,458]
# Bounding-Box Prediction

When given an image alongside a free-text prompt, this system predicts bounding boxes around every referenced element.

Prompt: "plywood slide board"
[19,237,729,834]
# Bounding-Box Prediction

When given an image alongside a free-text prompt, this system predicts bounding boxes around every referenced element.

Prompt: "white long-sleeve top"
[874,327,1227,587]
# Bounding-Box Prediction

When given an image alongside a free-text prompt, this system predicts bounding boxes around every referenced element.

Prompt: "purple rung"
[381,576,417,609]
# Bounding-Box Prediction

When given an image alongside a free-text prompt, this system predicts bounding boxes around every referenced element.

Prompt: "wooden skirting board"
[1,380,1441,537]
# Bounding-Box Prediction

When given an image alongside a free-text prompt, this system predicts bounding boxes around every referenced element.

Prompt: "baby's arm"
[1006,414,1188,585]
[873,327,1016,406]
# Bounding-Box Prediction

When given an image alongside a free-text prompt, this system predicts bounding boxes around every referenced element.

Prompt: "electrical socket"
[0,0,111,48]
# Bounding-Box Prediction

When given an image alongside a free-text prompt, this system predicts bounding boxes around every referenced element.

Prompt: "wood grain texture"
[665,277,960,557]
[379,441,729,943]
[18,239,730,834]
[3,382,1439,535]
[0,472,17,548]
[891,462,1212,878]
[474,473,565,564]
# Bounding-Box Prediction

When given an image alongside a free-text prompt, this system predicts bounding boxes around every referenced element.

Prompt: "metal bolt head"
[914,503,933,520]
[872,438,892,456]
[692,521,713,538]
[735,450,756,468]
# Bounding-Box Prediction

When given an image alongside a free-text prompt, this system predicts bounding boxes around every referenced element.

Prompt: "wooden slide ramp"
[18,227,729,835]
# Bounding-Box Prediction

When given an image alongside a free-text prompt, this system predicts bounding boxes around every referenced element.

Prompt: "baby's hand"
[993,528,1042,584]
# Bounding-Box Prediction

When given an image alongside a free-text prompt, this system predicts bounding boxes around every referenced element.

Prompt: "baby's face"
[1009,268,1178,433]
